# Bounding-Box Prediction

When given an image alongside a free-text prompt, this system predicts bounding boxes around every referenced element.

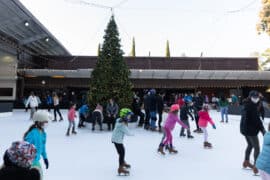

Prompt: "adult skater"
[0,141,40,180]
[240,90,266,175]
[218,95,229,123]
[92,103,103,131]
[111,108,133,175]
[149,89,158,131]
[158,104,188,155]
[25,92,39,120]
[193,91,204,133]
[52,92,63,122]
[78,103,90,128]
[23,111,51,179]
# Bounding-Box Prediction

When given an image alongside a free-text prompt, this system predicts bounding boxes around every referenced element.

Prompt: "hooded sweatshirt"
[164,113,188,130]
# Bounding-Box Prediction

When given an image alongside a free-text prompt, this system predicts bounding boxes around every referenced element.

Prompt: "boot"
[72,127,77,134]
[123,162,131,169]
[158,145,165,155]
[118,166,129,176]
[168,144,178,153]
[59,117,63,121]
[242,160,254,169]
[66,128,70,136]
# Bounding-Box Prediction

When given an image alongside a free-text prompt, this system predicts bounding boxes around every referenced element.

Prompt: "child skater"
[256,123,270,179]
[111,108,133,176]
[180,99,194,139]
[66,103,77,136]
[158,104,188,155]
[198,104,216,148]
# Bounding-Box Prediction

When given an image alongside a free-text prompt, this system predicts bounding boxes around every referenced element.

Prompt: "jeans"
[220,106,228,122]
[150,111,157,129]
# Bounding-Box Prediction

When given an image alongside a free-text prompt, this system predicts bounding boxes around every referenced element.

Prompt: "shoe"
[118,166,129,176]
[253,166,258,175]
[168,144,178,153]
[180,133,186,137]
[220,120,224,123]
[225,121,228,123]
[59,118,63,121]
[52,119,57,122]
[187,135,194,139]
[92,127,95,131]
[72,127,77,134]
[66,128,70,136]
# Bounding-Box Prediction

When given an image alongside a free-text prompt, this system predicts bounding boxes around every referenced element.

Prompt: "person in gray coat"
[111,108,133,175]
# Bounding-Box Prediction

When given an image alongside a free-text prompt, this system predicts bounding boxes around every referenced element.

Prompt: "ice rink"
[0,109,269,180]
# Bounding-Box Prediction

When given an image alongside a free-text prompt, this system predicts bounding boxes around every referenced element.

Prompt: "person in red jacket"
[198,104,216,148]
[66,103,77,136]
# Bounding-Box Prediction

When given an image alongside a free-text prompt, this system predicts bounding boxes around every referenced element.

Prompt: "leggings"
[244,136,260,163]
[201,127,208,142]
[162,127,172,145]
[114,143,125,166]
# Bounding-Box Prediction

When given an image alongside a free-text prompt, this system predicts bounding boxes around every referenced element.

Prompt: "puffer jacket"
[111,118,133,144]
[256,132,270,174]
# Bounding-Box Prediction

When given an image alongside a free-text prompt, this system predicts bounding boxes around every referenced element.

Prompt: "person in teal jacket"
[111,108,133,176]
[23,110,51,179]
[256,124,270,179]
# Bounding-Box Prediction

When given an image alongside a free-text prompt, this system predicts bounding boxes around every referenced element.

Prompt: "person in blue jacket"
[46,94,53,112]
[23,110,51,179]
[78,104,90,128]
[256,123,270,179]
[111,108,133,176]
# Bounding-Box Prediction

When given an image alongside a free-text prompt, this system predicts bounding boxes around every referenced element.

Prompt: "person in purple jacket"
[158,104,188,155]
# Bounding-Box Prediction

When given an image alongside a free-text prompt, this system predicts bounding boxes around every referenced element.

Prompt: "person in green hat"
[111,108,134,176]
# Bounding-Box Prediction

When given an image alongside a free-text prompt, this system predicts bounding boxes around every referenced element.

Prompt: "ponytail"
[23,123,38,139]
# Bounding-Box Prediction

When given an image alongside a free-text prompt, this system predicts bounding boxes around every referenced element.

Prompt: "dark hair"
[69,103,76,109]
[23,122,40,139]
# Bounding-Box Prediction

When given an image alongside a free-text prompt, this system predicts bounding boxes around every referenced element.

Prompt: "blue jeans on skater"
[220,106,228,122]
[150,111,157,129]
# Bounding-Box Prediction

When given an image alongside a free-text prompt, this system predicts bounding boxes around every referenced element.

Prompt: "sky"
[19,0,270,57]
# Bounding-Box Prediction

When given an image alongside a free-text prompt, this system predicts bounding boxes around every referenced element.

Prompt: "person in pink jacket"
[158,104,188,155]
[198,104,216,148]
[66,103,77,136]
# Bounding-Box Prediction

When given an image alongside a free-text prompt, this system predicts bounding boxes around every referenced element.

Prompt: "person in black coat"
[156,93,164,131]
[149,89,157,131]
[193,91,204,133]
[240,90,266,175]
[0,141,40,180]
[132,97,145,127]
[143,92,151,130]
[180,99,194,138]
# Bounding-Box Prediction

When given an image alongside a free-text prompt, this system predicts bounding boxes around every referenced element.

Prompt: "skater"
[66,103,77,136]
[240,90,266,175]
[157,92,164,131]
[131,96,145,127]
[25,92,39,120]
[52,92,63,122]
[92,103,103,131]
[149,89,158,131]
[180,99,194,139]
[45,93,53,112]
[198,104,216,148]
[193,91,204,133]
[218,95,229,123]
[111,108,133,175]
[0,141,40,180]
[158,104,188,155]
[78,103,90,128]
[256,123,270,180]
[143,91,151,130]
[106,98,119,130]
[23,110,51,178]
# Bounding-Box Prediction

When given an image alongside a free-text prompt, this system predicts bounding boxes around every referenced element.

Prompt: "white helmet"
[33,110,52,122]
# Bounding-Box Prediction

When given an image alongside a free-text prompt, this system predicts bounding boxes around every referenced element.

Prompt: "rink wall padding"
[0,101,13,113]
[228,105,270,118]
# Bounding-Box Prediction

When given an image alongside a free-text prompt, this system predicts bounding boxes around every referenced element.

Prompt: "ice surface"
[0,109,268,180]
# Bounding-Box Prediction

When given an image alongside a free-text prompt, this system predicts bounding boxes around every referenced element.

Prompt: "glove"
[212,124,216,129]
[44,159,49,169]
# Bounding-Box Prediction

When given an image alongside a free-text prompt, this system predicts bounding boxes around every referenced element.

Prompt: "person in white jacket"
[25,92,39,120]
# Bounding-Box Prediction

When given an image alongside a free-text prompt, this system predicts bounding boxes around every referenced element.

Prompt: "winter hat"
[149,89,156,95]
[249,90,259,98]
[33,110,52,122]
[5,141,36,168]
[170,104,180,112]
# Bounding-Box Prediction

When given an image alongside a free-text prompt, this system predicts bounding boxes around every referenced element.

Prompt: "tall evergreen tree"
[89,16,133,108]
[166,40,170,58]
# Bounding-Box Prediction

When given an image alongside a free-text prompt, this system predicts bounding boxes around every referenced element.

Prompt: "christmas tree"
[89,16,133,108]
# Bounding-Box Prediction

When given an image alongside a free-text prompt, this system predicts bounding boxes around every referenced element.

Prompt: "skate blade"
[118,173,130,176]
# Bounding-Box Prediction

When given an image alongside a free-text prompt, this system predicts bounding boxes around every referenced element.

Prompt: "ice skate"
[118,166,129,176]
[180,132,186,137]
[253,166,259,175]
[66,128,70,136]
[187,135,194,139]
[123,162,131,169]
[204,142,212,149]
[72,127,77,134]
[157,146,165,155]
[168,145,178,154]
[242,160,254,169]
